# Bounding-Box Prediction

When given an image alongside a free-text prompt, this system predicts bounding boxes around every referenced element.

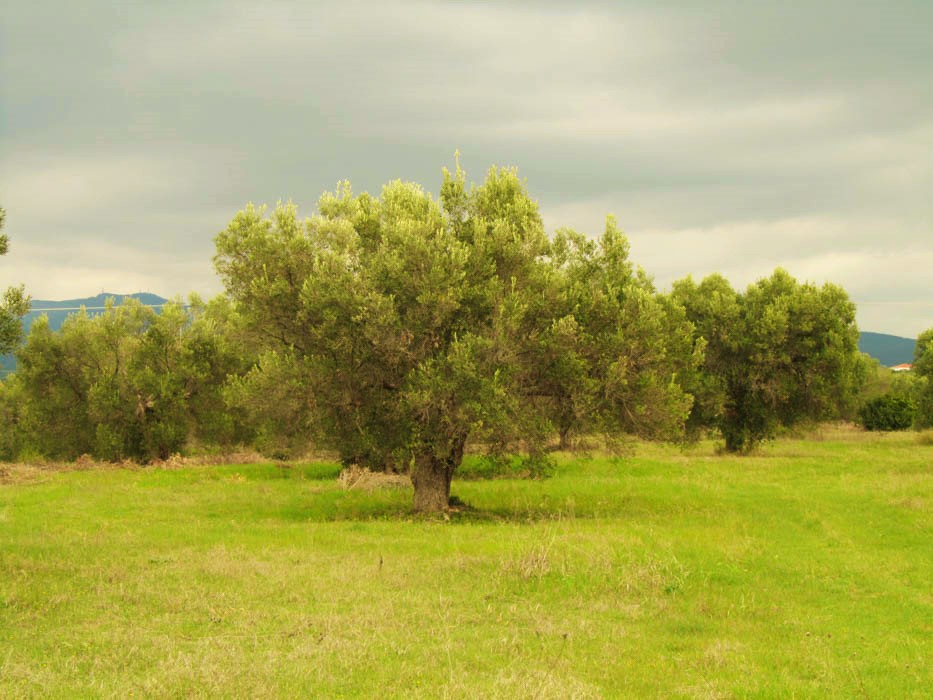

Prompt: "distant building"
[890,363,913,372]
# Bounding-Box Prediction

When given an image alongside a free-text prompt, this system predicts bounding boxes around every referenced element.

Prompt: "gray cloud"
[1,0,931,337]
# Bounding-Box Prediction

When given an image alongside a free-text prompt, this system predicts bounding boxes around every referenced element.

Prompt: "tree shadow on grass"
[216,460,706,525]
[269,484,685,525]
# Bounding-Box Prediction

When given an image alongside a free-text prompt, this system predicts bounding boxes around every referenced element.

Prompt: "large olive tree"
[215,163,696,511]
[216,166,554,510]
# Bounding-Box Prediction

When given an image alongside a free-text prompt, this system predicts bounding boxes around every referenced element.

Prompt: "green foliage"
[9,297,244,462]
[856,354,897,403]
[858,394,917,431]
[215,166,557,509]
[854,356,926,428]
[0,371,28,460]
[181,295,255,446]
[672,269,863,452]
[0,207,31,355]
[538,220,698,449]
[214,162,695,509]
[224,350,316,459]
[913,328,933,428]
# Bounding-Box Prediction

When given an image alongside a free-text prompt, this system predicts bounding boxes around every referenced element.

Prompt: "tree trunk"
[411,453,453,512]
[411,433,467,513]
[557,426,572,451]
[557,398,574,451]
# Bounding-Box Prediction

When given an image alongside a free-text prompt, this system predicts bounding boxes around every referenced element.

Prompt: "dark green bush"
[858,395,916,431]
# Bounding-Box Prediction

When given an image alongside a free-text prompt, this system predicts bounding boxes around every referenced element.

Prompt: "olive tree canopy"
[215,163,696,511]
[672,269,863,452]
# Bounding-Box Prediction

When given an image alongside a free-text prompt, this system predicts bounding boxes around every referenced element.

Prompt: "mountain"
[1,293,168,376]
[18,292,169,335]
[858,332,916,367]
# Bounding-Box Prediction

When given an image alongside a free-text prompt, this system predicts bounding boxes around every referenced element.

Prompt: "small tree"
[224,349,317,459]
[914,328,933,428]
[0,371,28,460]
[859,395,917,431]
[0,207,30,355]
[673,269,863,452]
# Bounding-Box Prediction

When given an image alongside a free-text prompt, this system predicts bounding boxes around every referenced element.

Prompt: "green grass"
[1,430,930,698]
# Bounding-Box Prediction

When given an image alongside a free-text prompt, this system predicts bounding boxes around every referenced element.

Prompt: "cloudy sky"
[1,1,931,337]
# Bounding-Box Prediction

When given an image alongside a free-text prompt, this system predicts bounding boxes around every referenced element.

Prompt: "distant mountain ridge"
[22,293,169,335]
[858,331,916,368]
[1,293,168,376]
[27,292,168,312]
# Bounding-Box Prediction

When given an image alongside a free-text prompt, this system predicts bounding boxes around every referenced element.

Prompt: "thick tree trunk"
[411,453,453,512]
[411,434,467,513]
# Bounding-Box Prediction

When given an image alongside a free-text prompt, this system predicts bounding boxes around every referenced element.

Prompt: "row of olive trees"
[0,166,869,510]
[0,297,250,462]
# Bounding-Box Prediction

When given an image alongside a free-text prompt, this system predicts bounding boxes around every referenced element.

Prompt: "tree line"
[1,167,931,511]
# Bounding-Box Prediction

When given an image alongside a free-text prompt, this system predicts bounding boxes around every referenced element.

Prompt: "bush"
[858,395,917,431]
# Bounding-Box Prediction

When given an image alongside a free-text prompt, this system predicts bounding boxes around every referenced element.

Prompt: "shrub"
[858,395,916,431]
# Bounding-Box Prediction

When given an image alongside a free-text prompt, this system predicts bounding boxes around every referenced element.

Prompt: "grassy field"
[1,429,930,698]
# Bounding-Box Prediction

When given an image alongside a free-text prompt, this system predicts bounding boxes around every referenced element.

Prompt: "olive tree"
[215,163,697,511]
[224,349,318,459]
[914,328,933,428]
[672,269,862,452]
[536,222,698,449]
[13,297,241,461]
[216,165,554,510]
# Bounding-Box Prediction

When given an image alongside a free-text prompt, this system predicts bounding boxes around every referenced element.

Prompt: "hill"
[858,331,916,367]
[1,293,168,376]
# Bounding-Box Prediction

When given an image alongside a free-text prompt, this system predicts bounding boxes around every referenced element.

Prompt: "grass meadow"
[1,428,930,698]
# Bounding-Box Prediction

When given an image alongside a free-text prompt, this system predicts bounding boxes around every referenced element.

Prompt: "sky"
[1,0,931,338]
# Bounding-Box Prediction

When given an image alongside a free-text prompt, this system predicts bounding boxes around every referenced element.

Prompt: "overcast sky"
[1,1,931,337]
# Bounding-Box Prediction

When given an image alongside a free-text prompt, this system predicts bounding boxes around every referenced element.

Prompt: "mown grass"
[1,429,930,698]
